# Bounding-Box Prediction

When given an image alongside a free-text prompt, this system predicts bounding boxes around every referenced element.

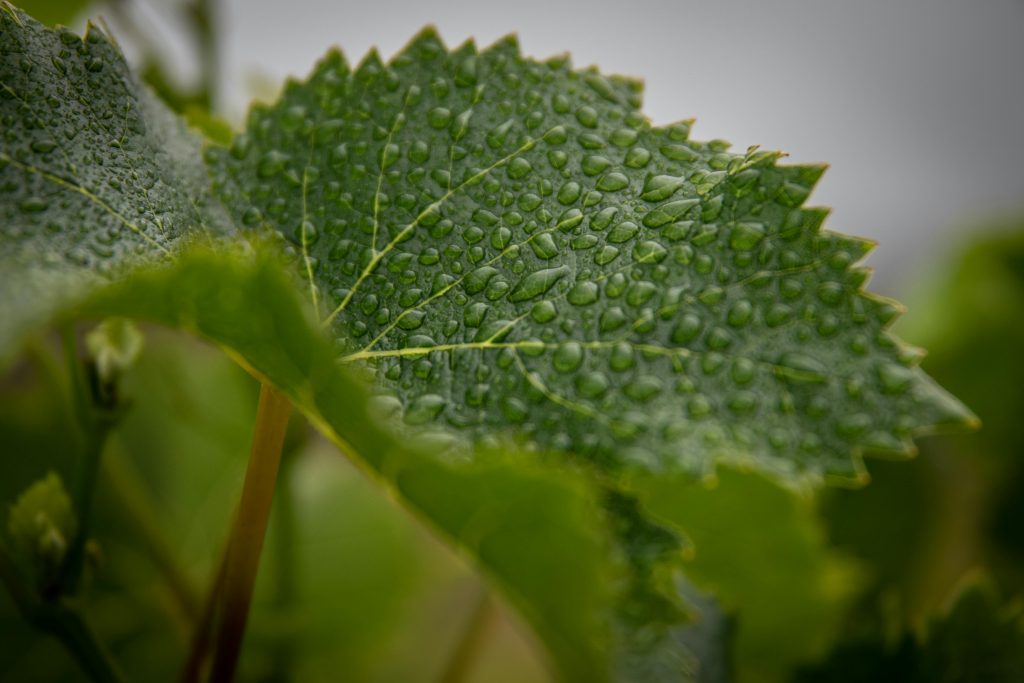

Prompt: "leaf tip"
[545,51,573,71]
[355,47,385,75]
[488,32,520,52]
[402,25,446,56]
[453,36,479,56]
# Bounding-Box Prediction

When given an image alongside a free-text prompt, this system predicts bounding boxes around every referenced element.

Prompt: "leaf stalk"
[207,382,292,682]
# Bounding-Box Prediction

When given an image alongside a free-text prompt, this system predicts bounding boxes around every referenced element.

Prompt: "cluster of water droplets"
[209,27,965,479]
[1,11,218,279]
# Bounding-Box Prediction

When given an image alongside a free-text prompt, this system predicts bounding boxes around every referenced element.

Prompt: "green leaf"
[202,32,973,677]
[0,9,978,680]
[65,247,626,681]
[797,579,1024,682]
[902,223,1024,461]
[632,468,859,682]
[5,471,76,591]
[208,27,973,485]
[0,13,691,679]
[0,4,227,356]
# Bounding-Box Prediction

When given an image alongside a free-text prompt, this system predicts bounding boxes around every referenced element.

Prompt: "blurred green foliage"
[806,222,1024,678]
[2,0,1023,677]
[3,223,1023,680]
[12,0,88,26]
[632,469,858,683]
[0,330,552,681]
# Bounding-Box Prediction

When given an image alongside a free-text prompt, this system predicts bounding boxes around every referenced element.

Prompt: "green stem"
[437,588,495,683]
[268,449,298,682]
[181,540,229,683]
[209,383,292,682]
[35,600,128,683]
[0,547,126,683]
[58,327,118,596]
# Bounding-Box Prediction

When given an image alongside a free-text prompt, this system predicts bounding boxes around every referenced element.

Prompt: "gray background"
[122,0,1024,295]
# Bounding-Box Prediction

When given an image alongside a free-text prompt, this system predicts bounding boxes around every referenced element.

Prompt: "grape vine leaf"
[0,4,227,356]
[0,10,696,680]
[632,468,859,682]
[797,579,1024,682]
[0,6,980,682]
[67,246,685,682]
[208,26,975,485]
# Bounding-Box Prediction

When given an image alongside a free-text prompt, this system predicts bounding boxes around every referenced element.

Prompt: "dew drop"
[727,300,753,327]
[671,313,703,344]
[557,181,581,205]
[610,128,639,147]
[531,300,557,323]
[428,107,452,128]
[502,396,529,423]
[609,342,635,371]
[464,266,499,294]
[576,372,609,398]
[640,175,685,202]
[537,147,565,168]
[530,233,559,260]
[817,282,845,306]
[595,246,620,265]
[581,155,611,176]
[642,199,699,228]
[30,139,56,154]
[553,342,584,373]
[688,395,712,418]
[607,221,639,244]
[242,207,262,226]
[877,362,913,395]
[625,147,651,168]
[624,376,662,402]
[706,327,732,350]
[567,281,599,306]
[731,358,756,385]
[405,394,446,425]
[19,197,48,213]
[597,172,629,192]
[775,352,828,383]
[508,265,570,302]
[299,220,319,245]
[258,150,289,178]
[632,241,667,263]
[729,222,766,251]
[626,281,657,306]
[728,391,757,414]
[836,413,871,438]
[492,226,512,250]
[507,157,532,179]
[765,304,792,327]
[576,106,598,128]
[572,234,599,250]
[464,301,489,327]
[599,307,628,332]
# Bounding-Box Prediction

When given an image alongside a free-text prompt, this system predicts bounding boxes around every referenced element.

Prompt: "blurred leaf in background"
[11,0,89,26]
[0,331,555,682]
[632,469,859,683]
[797,578,1024,683]
[815,218,1024,670]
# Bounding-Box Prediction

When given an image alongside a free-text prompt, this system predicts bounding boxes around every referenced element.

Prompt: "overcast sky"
[119,0,1024,296]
